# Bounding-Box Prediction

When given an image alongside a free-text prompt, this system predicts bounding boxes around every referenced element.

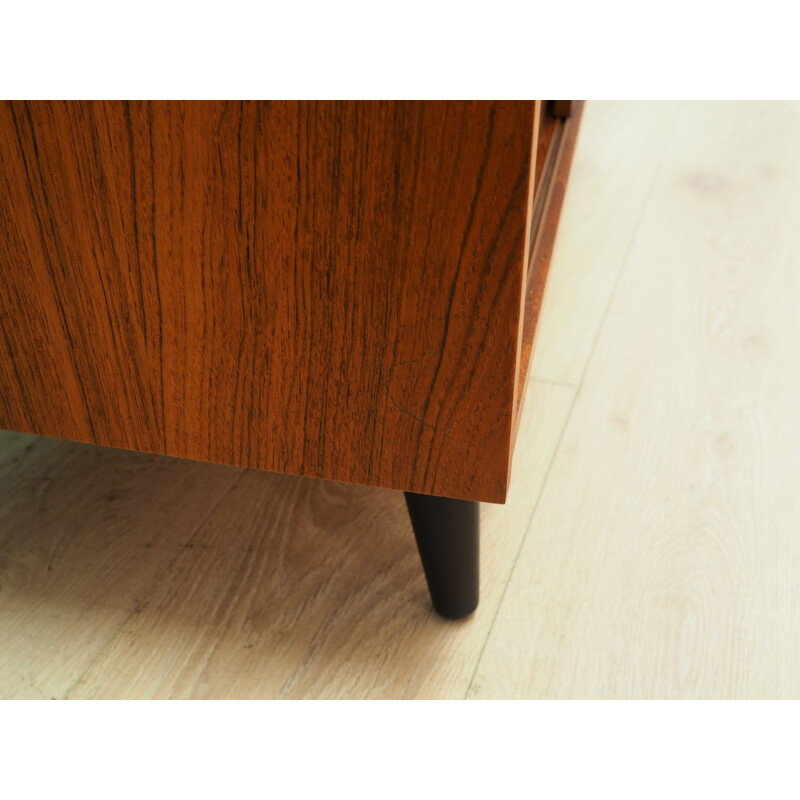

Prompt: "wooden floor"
[2,101,800,699]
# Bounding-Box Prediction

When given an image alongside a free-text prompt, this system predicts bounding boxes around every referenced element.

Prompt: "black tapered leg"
[404,492,479,620]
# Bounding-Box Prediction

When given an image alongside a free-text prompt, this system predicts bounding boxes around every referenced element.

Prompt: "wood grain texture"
[471,102,800,698]
[0,101,539,503]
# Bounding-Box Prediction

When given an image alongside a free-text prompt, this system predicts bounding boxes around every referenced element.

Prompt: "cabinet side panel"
[512,101,585,450]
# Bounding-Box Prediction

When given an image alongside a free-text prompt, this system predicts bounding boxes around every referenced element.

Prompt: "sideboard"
[0,100,583,618]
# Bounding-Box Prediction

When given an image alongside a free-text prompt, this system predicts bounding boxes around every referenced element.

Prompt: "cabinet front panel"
[0,101,535,502]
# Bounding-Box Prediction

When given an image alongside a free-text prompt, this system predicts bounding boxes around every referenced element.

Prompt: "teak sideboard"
[0,100,583,618]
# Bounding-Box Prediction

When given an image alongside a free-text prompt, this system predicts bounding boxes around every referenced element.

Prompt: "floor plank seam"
[464,386,579,699]
[530,377,578,389]
[571,103,683,393]
[464,105,684,699]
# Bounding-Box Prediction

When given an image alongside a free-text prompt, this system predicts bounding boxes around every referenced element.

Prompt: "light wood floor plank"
[0,437,242,699]
[531,101,681,386]
[470,102,800,699]
[65,380,574,699]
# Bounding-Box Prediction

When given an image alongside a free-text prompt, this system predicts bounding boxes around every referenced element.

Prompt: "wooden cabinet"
[0,101,582,617]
